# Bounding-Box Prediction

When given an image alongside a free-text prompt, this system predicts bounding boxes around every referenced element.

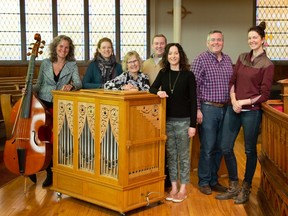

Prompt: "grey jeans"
[166,117,191,184]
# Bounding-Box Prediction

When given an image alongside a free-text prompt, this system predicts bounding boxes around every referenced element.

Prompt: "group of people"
[26,21,274,206]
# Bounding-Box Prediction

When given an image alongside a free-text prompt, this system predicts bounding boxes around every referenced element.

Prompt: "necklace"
[169,70,181,94]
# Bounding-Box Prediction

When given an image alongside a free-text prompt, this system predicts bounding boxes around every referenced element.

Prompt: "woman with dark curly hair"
[149,43,197,203]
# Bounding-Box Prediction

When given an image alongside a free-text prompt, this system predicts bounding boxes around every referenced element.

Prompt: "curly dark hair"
[49,35,75,62]
[160,43,190,71]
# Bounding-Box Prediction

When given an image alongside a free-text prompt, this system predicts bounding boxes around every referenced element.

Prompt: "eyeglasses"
[127,60,138,65]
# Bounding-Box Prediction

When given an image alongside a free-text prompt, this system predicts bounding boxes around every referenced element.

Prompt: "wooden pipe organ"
[51,89,166,214]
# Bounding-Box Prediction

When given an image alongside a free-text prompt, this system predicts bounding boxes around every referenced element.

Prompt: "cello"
[4,33,53,177]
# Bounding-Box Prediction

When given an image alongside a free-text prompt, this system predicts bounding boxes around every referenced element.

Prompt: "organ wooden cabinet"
[51,89,166,214]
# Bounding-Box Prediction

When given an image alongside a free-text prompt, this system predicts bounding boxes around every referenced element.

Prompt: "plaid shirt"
[191,51,233,109]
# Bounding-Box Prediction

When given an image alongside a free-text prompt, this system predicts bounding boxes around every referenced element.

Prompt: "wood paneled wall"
[273,64,288,82]
[0,63,286,82]
[0,63,88,79]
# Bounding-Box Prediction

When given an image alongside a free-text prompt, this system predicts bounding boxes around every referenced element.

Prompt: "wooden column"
[173,0,181,43]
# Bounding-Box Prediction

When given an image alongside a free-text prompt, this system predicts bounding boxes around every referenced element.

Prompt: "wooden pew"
[0,80,37,85]
[0,76,27,85]
[0,90,22,95]
[0,85,21,90]
[0,94,22,139]
[0,76,26,81]
[0,78,37,138]
[0,76,37,85]
[0,84,26,91]
[0,90,22,118]
[0,89,22,139]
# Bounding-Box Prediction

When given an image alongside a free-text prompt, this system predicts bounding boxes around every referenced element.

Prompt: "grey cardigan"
[33,58,82,103]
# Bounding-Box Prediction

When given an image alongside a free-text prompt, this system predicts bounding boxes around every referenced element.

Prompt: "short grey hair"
[207,30,224,41]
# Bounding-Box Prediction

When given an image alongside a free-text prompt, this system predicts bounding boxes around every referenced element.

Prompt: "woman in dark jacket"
[82,37,122,89]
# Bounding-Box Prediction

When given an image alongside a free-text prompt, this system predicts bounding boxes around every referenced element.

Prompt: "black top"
[149,68,197,128]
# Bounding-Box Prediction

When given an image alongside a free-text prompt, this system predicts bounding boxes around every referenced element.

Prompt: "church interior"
[0,0,288,215]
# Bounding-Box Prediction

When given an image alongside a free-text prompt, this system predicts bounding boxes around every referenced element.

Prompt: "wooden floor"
[0,130,264,216]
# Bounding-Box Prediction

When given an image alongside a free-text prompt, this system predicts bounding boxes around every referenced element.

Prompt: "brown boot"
[215,181,240,200]
[234,181,251,204]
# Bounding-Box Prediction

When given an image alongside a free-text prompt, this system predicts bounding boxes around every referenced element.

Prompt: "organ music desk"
[51,89,166,215]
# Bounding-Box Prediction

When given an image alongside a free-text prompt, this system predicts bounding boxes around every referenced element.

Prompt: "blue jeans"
[221,106,262,184]
[198,103,226,187]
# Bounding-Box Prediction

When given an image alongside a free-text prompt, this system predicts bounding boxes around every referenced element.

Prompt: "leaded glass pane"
[256,0,288,60]
[89,0,116,60]
[0,0,148,62]
[120,0,147,60]
[25,0,53,60]
[58,0,84,60]
[0,0,21,60]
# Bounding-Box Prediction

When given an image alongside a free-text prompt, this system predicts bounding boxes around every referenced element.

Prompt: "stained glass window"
[0,0,21,60]
[256,0,288,60]
[89,0,116,60]
[0,0,148,62]
[120,0,147,60]
[25,0,53,60]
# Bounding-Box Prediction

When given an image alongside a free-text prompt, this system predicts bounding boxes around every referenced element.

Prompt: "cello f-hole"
[32,130,38,146]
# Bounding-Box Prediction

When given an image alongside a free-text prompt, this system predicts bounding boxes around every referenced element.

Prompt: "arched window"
[0,0,148,62]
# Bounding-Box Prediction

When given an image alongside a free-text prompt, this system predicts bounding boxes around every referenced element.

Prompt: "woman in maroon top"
[215,22,274,204]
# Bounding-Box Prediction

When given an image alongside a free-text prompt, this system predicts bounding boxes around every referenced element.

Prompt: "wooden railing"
[258,100,288,216]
